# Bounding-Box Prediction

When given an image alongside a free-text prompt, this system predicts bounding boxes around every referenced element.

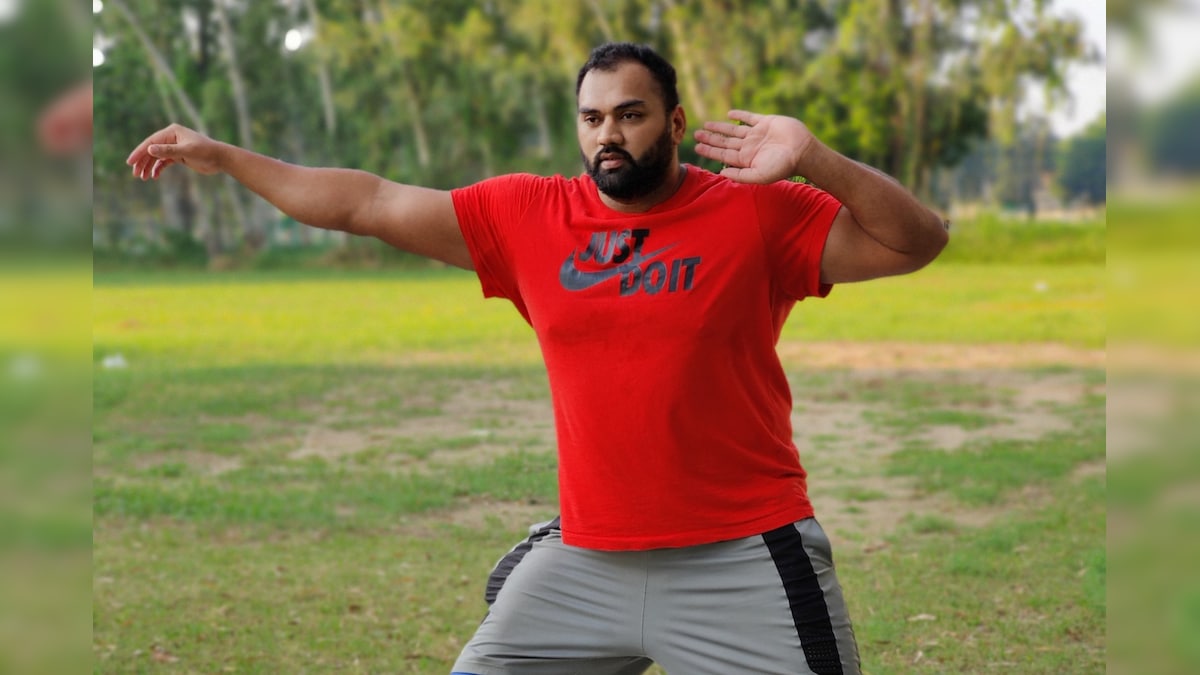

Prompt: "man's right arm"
[127,124,471,269]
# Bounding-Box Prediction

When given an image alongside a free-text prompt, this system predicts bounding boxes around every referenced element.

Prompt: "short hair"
[576,42,680,112]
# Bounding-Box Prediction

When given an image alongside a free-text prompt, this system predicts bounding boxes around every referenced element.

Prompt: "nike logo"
[559,243,677,292]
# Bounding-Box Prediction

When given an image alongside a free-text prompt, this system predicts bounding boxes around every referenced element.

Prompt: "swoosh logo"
[558,243,676,292]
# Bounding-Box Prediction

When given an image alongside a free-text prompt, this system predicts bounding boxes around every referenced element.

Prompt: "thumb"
[147,143,182,159]
[720,166,756,184]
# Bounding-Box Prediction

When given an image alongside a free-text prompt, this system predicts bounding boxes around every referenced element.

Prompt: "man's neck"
[598,162,688,213]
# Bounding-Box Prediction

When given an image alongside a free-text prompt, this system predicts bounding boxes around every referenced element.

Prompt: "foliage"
[989,116,1059,213]
[0,0,90,252]
[94,0,1089,260]
[1143,77,1200,176]
[1056,113,1105,204]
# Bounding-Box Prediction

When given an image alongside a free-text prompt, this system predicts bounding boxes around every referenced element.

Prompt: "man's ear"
[671,105,687,144]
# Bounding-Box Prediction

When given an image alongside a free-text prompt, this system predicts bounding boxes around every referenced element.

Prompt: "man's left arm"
[694,109,948,284]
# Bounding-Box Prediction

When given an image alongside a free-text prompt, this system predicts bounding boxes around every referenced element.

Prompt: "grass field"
[93,233,1105,673]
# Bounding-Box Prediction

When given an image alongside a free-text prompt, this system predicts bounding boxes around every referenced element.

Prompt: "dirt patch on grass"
[286,343,1101,547]
[389,499,557,540]
[1071,459,1106,482]
[132,451,242,476]
[281,378,555,468]
[794,367,1096,550]
[440,499,558,531]
[288,428,375,461]
[777,341,1102,370]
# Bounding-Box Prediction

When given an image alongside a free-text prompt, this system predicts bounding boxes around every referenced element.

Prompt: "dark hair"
[576,42,680,112]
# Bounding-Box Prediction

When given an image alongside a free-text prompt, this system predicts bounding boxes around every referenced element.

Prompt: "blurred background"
[2,0,1200,671]
[0,0,91,673]
[1108,2,1200,674]
[90,0,1107,269]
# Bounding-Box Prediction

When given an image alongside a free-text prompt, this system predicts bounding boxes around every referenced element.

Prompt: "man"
[128,42,947,675]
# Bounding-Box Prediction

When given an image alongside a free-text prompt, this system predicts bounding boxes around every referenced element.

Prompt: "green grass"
[865,408,1006,435]
[93,517,548,672]
[888,427,1103,506]
[94,262,1104,367]
[845,476,1105,673]
[937,212,1104,264]
[92,243,1105,673]
[785,263,1102,347]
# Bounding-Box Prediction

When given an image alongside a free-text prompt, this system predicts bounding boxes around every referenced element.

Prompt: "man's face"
[577,61,680,201]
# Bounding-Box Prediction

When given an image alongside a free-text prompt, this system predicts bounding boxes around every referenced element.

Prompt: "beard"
[582,126,675,201]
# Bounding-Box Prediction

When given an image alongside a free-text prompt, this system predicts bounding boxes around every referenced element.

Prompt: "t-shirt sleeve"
[752,180,843,300]
[450,173,545,304]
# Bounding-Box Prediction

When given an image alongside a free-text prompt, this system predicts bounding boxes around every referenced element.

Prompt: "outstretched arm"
[39,82,94,156]
[693,110,948,284]
[126,124,471,269]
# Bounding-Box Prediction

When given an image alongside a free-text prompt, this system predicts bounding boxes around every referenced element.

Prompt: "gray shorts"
[453,517,860,675]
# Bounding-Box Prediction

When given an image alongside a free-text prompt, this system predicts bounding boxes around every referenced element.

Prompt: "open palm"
[693,110,816,184]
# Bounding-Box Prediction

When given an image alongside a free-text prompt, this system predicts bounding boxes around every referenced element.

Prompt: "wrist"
[792,138,831,181]
[213,140,235,174]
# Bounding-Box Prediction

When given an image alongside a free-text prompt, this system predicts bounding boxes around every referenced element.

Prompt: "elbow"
[928,217,950,261]
[345,172,386,237]
[906,214,950,273]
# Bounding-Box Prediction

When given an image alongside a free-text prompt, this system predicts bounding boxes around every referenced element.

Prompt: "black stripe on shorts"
[763,523,843,675]
[484,516,561,605]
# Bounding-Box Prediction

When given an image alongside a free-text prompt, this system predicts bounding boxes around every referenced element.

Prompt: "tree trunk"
[532,84,553,160]
[907,0,935,198]
[659,0,708,122]
[150,46,206,252]
[214,0,268,250]
[583,0,615,42]
[400,64,432,169]
[374,0,431,170]
[301,0,338,138]
[213,0,252,150]
[108,0,207,132]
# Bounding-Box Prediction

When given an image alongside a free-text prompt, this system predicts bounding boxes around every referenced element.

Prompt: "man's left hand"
[693,110,816,184]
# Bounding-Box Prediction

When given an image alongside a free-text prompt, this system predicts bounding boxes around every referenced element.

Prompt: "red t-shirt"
[451,165,842,550]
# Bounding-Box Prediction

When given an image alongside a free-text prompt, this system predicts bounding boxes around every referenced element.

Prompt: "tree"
[1144,78,1200,176]
[991,116,1057,214]
[641,0,1086,200]
[1057,114,1105,204]
[92,0,1093,260]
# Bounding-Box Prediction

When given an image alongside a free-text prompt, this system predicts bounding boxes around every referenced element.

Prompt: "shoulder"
[455,172,582,202]
[459,172,560,192]
[747,178,840,212]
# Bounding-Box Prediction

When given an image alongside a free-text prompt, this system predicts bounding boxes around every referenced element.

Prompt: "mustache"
[593,146,635,167]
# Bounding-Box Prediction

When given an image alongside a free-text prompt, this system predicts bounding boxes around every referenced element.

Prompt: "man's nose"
[597,117,623,147]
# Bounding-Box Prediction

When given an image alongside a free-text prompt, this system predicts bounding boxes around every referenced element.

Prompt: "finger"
[151,159,167,179]
[126,126,175,165]
[727,109,764,126]
[719,166,768,184]
[147,143,178,159]
[693,129,742,150]
[694,142,742,166]
[719,166,745,181]
[127,133,160,165]
[140,157,158,181]
[701,121,749,138]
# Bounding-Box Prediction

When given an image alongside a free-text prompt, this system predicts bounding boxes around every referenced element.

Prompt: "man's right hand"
[126,124,224,180]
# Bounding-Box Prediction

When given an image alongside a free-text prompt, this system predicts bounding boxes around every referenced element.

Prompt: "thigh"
[646,518,860,675]
[453,528,654,675]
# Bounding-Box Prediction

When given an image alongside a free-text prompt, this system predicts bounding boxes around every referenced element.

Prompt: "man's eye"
[622,112,641,120]
[583,116,600,125]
